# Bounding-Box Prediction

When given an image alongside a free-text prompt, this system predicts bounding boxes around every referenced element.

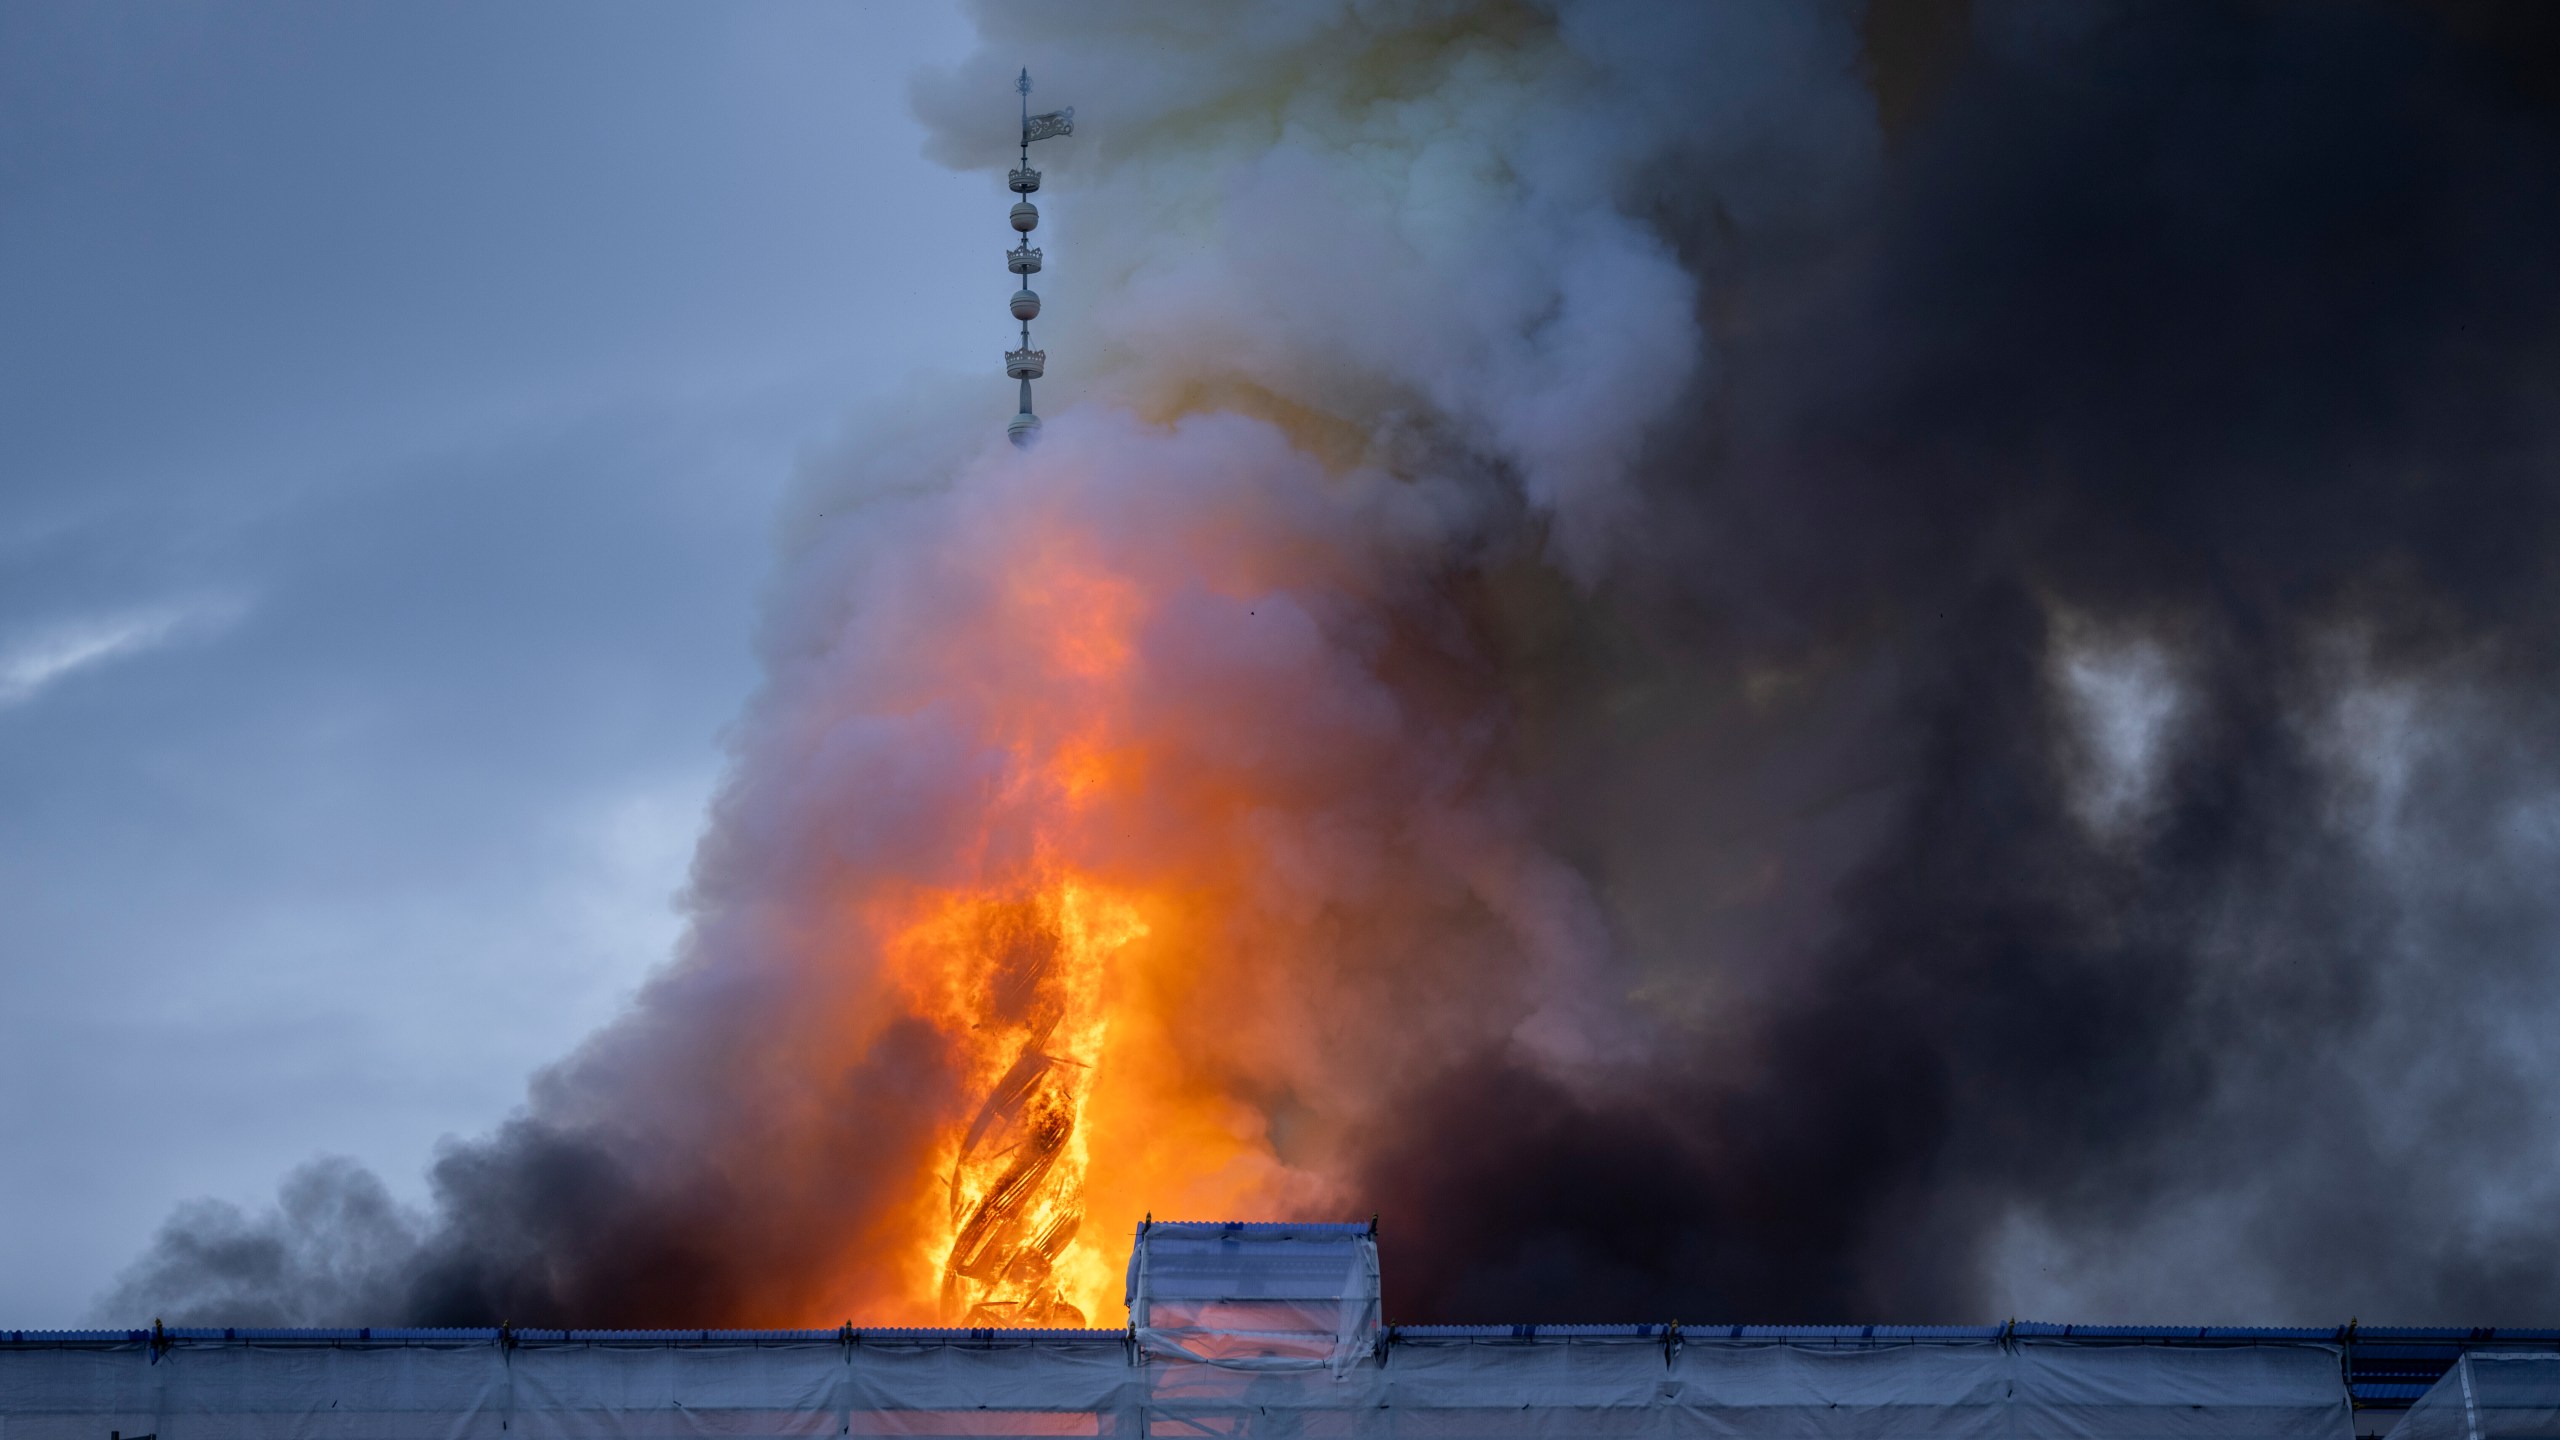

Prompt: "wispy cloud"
[0,600,242,710]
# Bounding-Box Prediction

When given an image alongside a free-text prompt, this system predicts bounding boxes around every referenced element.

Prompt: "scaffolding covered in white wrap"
[1127,1220,1382,1374]
[0,1223,2368,1438]
[2384,1352,2560,1440]
[0,1327,2356,1440]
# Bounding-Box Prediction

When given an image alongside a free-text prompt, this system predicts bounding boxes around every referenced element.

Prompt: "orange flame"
[801,460,1328,1326]
[888,880,1141,1324]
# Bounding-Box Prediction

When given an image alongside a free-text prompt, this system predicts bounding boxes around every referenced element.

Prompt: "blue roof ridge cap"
[1,1326,1138,1346]
[12,1322,2560,1348]
[1414,1324,1658,1333]
[2009,1323,2338,1340]
[1137,1219,1373,1235]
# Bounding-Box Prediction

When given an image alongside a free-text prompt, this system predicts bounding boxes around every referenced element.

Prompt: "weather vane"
[1006,69,1074,447]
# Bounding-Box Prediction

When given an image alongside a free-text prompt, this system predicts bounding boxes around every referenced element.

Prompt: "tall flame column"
[1005,70,1072,447]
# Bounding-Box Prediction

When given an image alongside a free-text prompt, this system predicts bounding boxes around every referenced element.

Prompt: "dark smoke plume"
[1361,0,2560,1323]
[103,0,2560,1328]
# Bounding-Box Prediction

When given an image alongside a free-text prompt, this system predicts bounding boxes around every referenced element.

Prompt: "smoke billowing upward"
[105,0,2560,1328]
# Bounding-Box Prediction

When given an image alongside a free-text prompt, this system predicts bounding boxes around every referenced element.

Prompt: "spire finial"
[1003,68,1070,449]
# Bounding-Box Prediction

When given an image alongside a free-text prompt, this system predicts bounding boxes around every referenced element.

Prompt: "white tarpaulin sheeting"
[0,1332,2353,1440]
[2384,1352,2560,1440]
[1126,1221,1382,1374]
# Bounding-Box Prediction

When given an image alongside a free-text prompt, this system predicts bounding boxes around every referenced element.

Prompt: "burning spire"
[1005,69,1073,448]
[932,69,1106,1326]
[928,883,1139,1327]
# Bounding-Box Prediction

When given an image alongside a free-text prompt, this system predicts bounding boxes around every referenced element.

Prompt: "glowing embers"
[906,881,1146,1327]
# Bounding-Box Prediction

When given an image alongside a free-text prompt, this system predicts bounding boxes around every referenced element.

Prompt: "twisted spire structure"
[1005,70,1073,447]
[933,71,1093,1330]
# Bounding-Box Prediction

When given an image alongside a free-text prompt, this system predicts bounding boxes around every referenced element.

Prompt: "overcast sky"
[0,1,988,1323]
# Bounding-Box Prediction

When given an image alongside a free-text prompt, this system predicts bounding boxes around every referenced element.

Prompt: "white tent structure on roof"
[2384,1352,2560,1440]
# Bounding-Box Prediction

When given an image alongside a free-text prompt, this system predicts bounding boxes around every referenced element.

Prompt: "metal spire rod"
[1004,69,1071,448]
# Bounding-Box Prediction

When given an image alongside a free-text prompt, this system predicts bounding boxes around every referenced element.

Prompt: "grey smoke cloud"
[102,0,2560,1329]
